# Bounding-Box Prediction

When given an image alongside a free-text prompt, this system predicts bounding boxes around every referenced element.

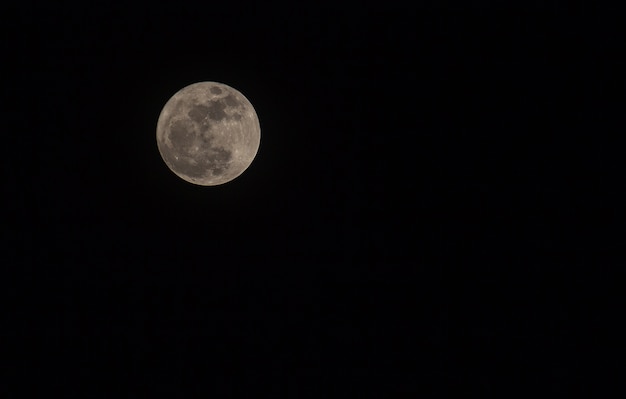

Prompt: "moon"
[156,81,260,186]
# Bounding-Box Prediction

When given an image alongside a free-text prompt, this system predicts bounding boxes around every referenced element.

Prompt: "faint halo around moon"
[156,81,261,186]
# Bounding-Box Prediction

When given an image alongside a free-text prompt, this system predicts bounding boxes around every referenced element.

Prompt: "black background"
[2,1,623,396]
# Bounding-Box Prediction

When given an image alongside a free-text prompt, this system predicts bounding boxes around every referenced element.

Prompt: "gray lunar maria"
[156,81,260,186]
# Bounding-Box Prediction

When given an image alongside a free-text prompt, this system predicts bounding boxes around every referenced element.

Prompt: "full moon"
[156,81,260,186]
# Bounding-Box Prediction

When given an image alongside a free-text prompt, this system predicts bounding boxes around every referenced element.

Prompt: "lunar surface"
[156,81,260,186]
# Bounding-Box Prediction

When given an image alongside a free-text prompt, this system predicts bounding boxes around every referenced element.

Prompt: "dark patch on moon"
[210,146,232,163]
[169,119,195,149]
[206,100,228,121]
[223,94,240,108]
[187,104,210,123]
[198,125,213,144]
[210,86,222,95]
[205,146,232,176]
[186,93,243,127]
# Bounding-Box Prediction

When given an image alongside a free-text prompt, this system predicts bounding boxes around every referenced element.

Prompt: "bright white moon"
[156,81,261,186]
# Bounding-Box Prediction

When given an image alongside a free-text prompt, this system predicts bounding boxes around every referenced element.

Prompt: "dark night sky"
[2,1,624,396]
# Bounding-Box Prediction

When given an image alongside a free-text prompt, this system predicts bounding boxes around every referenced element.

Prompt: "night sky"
[3,2,623,396]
